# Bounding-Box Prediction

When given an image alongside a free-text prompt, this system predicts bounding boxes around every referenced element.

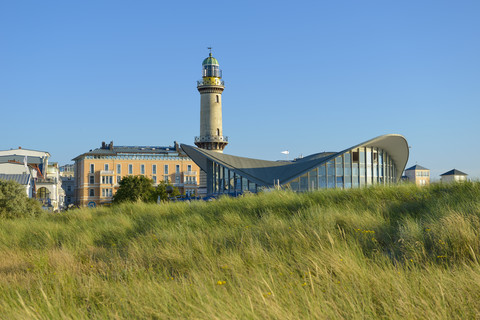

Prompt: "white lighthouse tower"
[194,50,228,152]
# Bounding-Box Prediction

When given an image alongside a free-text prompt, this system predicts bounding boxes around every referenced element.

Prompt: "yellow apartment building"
[73,141,199,207]
[404,164,430,186]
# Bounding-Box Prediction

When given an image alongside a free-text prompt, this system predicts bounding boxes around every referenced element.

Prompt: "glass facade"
[284,148,397,192]
[207,148,397,195]
[209,161,259,195]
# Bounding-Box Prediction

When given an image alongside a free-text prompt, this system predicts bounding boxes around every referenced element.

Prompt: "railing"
[183,171,197,176]
[100,170,114,175]
[36,178,57,184]
[197,79,225,87]
[195,136,228,143]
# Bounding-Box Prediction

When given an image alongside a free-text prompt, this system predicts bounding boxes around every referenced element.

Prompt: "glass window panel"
[318,164,326,188]
[248,181,256,193]
[242,177,248,192]
[299,174,308,191]
[352,161,359,188]
[344,152,352,188]
[327,161,335,188]
[289,178,299,191]
[335,156,343,176]
[359,147,365,178]
[336,176,344,189]
[309,169,317,190]
[366,148,372,185]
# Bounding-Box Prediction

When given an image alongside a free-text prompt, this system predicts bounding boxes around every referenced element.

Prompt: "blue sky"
[1,1,479,179]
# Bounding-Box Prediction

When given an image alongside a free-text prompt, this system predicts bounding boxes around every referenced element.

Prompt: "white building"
[440,169,468,183]
[0,163,34,197]
[0,148,64,211]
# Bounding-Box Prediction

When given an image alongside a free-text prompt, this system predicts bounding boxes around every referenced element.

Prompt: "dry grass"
[1,182,480,319]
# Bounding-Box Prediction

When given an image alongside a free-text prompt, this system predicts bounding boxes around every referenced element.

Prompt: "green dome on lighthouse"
[202,53,219,66]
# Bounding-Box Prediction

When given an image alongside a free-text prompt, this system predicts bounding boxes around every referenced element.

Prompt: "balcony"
[100,170,114,175]
[197,79,224,87]
[194,136,228,143]
[184,171,197,176]
[36,177,57,184]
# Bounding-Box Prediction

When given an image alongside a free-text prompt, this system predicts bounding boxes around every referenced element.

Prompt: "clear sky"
[1,1,479,180]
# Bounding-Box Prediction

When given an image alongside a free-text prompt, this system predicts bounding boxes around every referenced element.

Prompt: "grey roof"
[440,169,468,176]
[405,164,429,171]
[0,174,32,185]
[0,155,43,164]
[181,134,409,187]
[73,144,182,160]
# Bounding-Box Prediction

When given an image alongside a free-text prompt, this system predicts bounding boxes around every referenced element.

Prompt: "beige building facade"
[73,141,200,207]
[404,165,430,186]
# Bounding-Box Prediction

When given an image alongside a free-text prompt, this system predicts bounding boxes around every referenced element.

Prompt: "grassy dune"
[1,182,480,319]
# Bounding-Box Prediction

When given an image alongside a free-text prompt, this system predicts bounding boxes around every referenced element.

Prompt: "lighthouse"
[194,50,228,152]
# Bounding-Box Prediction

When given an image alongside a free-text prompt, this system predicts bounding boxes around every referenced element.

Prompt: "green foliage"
[112,175,156,204]
[1,182,480,318]
[113,176,180,204]
[154,181,180,202]
[0,179,41,218]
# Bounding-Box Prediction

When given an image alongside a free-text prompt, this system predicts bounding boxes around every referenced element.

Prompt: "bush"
[0,179,42,218]
[112,176,180,204]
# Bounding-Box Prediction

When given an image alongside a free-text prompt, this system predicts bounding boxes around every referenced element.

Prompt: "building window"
[140,164,145,175]
[89,189,94,197]
[187,165,192,172]
[102,188,113,197]
[90,164,95,173]
[153,176,157,183]
[37,187,50,202]
[152,164,157,174]
[176,165,180,173]
[128,164,133,174]
[89,175,94,184]
[117,164,121,174]
[67,186,71,192]
[67,196,71,203]
[165,176,169,183]
[104,164,109,171]
[102,176,112,184]
[164,165,169,174]
[176,176,180,183]
[217,128,220,136]
[117,176,121,183]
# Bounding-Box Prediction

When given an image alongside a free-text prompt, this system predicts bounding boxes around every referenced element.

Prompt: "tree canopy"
[0,180,42,218]
[112,176,179,204]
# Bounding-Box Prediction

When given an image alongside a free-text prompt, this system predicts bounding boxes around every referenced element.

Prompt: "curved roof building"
[181,134,409,195]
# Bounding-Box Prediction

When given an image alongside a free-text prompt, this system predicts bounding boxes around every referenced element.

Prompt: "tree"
[0,180,42,218]
[112,176,156,204]
[112,176,181,204]
[154,181,180,202]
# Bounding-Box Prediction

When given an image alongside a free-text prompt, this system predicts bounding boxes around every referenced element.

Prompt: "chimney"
[109,141,114,150]
[102,141,106,149]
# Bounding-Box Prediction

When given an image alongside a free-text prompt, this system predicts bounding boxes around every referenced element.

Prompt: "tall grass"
[1,182,480,319]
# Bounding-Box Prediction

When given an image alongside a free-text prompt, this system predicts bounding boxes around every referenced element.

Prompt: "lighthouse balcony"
[195,136,229,143]
[197,79,225,87]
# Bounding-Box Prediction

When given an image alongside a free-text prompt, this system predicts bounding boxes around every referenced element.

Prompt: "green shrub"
[0,179,42,218]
